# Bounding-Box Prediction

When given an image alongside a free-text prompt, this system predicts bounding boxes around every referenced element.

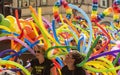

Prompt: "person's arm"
[27,66,33,72]
[50,66,58,75]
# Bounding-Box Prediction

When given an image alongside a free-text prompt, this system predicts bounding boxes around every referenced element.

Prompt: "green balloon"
[0,33,8,37]
[0,14,4,23]
[1,18,11,27]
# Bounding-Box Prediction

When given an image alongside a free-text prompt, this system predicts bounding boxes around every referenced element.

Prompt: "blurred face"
[34,50,44,59]
[34,46,45,59]
[95,40,102,50]
[64,52,75,65]
[71,40,77,46]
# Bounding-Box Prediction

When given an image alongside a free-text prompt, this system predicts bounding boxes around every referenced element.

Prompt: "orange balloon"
[24,25,36,40]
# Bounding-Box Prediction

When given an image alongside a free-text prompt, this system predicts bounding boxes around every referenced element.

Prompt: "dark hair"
[98,40,102,44]
[70,39,75,42]
[71,50,85,66]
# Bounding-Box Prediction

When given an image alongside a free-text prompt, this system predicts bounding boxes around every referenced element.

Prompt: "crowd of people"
[1,0,120,75]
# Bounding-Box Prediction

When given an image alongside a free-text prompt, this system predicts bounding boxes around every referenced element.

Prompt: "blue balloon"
[2,40,40,60]
[77,33,86,53]
[1,30,19,36]
[64,39,70,52]
[56,57,64,67]
[69,4,93,54]
[52,19,60,43]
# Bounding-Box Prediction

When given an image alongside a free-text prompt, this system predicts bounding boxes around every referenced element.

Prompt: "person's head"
[33,45,45,59]
[95,40,102,50]
[70,39,77,46]
[64,50,85,66]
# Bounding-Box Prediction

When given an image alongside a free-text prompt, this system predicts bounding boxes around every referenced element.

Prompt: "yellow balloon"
[6,15,16,24]
[0,59,30,75]
[29,21,39,37]
[84,57,116,75]
[0,25,11,32]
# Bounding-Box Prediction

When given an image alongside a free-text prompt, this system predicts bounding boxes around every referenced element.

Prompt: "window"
[66,0,71,3]
[41,0,47,5]
[100,0,109,8]
[36,0,40,6]
[74,0,78,3]
[78,0,82,3]
[18,0,37,7]
[36,0,47,6]
[30,0,36,7]
[18,0,22,7]
[18,0,48,7]
[3,0,12,5]
[73,0,82,4]
[4,0,12,3]
[18,0,29,7]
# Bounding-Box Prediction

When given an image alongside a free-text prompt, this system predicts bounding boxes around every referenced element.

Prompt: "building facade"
[0,0,114,22]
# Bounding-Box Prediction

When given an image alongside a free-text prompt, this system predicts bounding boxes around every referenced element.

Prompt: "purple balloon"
[88,49,120,61]
[0,49,17,57]
[0,36,35,55]
[42,17,52,30]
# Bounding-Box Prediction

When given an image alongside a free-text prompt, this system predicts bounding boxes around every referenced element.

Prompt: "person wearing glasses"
[28,45,57,75]
[61,50,86,75]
